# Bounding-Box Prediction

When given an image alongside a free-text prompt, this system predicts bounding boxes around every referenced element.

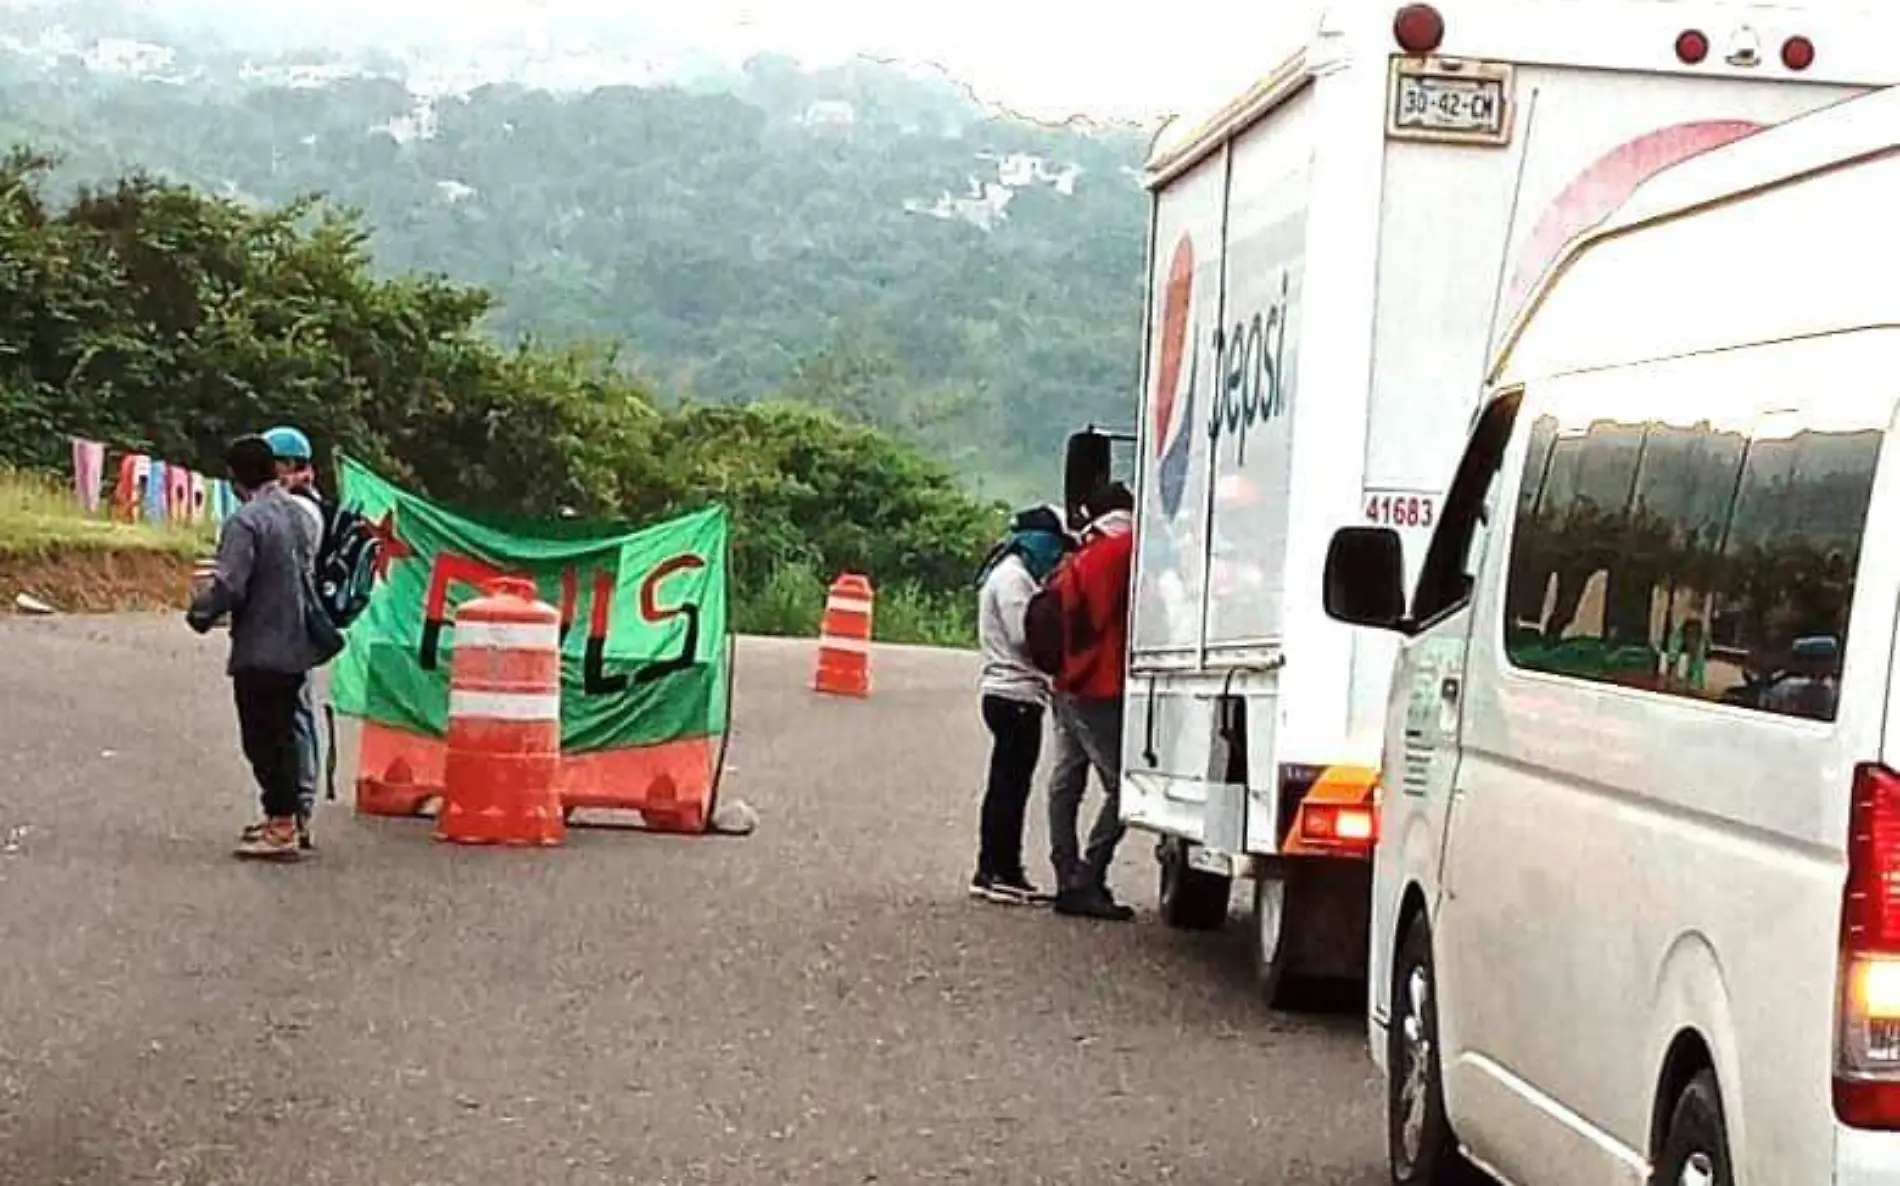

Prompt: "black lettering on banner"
[584,606,701,693]
[579,562,706,695]
[1206,269,1292,465]
[582,639,627,695]
[635,604,700,686]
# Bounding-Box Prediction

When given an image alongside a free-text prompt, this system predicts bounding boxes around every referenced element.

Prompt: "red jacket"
[1055,514,1133,701]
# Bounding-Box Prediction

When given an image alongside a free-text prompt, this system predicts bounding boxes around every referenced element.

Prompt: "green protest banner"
[328,455,730,755]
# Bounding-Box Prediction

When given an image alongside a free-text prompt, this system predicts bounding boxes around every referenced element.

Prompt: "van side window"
[1502,400,1882,723]
[1411,391,1522,626]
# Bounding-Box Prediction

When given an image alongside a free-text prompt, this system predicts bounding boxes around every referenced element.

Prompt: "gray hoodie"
[188,482,327,675]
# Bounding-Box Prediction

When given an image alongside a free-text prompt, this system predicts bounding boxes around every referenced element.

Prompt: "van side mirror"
[1323,527,1409,632]
[1063,430,1113,531]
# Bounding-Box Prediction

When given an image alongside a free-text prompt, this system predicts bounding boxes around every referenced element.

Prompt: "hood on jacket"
[975,503,1075,587]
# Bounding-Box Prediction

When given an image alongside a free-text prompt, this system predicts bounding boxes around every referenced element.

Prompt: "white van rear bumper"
[1837,1125,1900,1183]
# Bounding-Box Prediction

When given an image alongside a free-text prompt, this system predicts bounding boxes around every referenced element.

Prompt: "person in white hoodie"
[968,505,1074,904]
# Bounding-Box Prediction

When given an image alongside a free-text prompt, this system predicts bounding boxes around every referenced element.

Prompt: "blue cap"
[262,425,312,461]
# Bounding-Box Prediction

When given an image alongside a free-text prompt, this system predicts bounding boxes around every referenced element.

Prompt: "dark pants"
[978,695,1044,879]
[233,670,308,820]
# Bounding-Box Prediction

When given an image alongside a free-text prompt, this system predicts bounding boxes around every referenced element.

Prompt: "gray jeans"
[291,677,319,817]
[1048,695,1126,892]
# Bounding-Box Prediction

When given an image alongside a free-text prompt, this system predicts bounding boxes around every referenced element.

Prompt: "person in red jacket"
[1047,480,1136,921]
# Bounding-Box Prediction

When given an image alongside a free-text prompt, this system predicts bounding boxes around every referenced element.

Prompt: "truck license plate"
[1388,63,1512,145]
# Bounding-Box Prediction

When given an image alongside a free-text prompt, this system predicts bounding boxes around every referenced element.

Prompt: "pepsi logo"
[1152,234,1196,519]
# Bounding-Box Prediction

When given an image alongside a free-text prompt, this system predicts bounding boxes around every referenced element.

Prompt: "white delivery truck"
[1059,0,1899,1007]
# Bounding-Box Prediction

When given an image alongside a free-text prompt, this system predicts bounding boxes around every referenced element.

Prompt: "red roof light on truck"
[1782,35,1817,72]
[1675,29,1710,65]
[1393,4,1445,55]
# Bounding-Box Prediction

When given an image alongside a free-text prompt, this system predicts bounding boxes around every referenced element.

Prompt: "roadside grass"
[0,465,209,557]
[733,557,976,649]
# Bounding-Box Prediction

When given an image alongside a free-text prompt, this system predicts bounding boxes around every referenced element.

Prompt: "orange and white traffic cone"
[813,573,873,698]
[436,577,565,847]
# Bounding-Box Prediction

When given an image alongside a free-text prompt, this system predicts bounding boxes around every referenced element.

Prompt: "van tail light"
[1835,763,1900,1128]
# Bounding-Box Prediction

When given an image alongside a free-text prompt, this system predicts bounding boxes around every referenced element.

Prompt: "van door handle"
[1441,676,1461,702]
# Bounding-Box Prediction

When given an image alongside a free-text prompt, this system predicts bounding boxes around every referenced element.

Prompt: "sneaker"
[243,814,314,851]
[1054,884,1136,922]
[234,819,301,861]
[987,871,1051,905]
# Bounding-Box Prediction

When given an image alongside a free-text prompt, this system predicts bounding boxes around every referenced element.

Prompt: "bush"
[733,560,825,638]
[732,562,979,649]
[875,582,977,648]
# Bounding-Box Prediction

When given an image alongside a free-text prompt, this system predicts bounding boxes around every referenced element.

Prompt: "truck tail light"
[1782,35,1816,72]
[1300,802,1378,851]
[1393,4,1445,55]
[1836,763,1900,1128]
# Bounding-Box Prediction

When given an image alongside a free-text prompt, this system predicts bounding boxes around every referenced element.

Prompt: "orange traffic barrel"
[813,572,873,698]
[436,577,566,847]
[354,721,445,818]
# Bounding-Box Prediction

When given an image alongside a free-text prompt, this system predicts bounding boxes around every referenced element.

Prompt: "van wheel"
[1389,916,1483,1185]
[1252,871,1303,1008]
[1156,837,1231,931]
[1654,1071,1732,1186]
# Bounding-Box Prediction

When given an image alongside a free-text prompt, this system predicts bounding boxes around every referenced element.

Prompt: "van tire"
[1388,916,1484,1185]
[1156,837,1231,931]
[1654,1071,1732,1186]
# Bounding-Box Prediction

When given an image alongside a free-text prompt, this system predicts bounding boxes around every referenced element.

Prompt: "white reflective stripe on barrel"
[826,597,874,615]
[819,636,872,654]
[453,620,562,652]
[449,689,562,721]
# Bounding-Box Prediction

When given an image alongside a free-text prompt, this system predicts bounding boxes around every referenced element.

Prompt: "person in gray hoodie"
[187,434,327,860]
[261,424,326,850]
[968,504,1073,904]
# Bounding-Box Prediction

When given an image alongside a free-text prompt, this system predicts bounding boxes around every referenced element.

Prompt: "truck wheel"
[1388,915,1483,1185]
[1251,871,1303,1008]
[1156,837,1231,931]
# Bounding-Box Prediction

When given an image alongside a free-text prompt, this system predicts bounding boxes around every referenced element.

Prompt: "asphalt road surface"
[0,616,1385,1185]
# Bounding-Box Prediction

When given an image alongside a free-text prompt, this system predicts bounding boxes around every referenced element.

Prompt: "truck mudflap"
[1278,763,1379,858]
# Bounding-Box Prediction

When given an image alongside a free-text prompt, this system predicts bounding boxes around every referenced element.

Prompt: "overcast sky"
[640,0,1326,119]
[144,0,1326,120]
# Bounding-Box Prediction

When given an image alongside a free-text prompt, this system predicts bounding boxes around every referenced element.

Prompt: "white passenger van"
[1321,85,1900,1184]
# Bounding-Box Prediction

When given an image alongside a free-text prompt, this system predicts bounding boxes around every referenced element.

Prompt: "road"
[0,617,1385,1185]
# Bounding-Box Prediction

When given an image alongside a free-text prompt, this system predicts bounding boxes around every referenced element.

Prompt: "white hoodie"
[977,552,1050,707]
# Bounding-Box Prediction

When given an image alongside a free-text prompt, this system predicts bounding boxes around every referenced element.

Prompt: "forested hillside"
[0,148,1003,641]
[0,19,1154,496]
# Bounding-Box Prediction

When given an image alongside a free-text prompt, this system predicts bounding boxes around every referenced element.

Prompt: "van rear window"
[1503,384,1883,723]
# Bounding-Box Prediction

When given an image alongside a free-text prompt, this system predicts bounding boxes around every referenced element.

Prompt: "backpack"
[1022,558,1078,677]
[311,501,384,629]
